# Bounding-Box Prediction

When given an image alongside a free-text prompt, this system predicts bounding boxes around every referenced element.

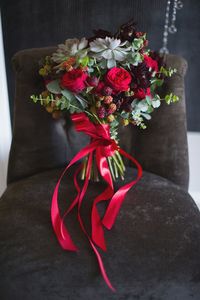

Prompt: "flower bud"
[46,105,54,113]
[121,119,129,126]
[107,114,115,123]
[96,101,101,108]
[102,86,113,96]
[97,106,106,119]
[104,96,113,104]
[107,103,117,114]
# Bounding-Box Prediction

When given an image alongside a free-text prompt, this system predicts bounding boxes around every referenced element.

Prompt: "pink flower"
[144,55,158,72]
[60,69,88,93]
[105,67,132,92]
[134,87,151,99]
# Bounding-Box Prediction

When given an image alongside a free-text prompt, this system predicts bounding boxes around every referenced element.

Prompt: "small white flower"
[52,38,88,63]
[89,37,131,68]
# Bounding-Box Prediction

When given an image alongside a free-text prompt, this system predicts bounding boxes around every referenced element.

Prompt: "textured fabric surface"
[0,166,200,300]
[8,48,189,190]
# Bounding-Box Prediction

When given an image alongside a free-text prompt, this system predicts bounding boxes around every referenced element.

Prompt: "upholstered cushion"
[0,167,199,299]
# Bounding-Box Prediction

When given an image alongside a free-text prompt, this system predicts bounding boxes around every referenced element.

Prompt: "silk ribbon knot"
[51,112,142,292]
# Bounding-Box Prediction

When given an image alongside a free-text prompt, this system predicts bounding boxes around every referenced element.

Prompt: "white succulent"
[89,37,131,68]
[52,38,88,63]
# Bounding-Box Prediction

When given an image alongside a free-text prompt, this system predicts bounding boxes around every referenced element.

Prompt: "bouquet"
[31,21,179,291]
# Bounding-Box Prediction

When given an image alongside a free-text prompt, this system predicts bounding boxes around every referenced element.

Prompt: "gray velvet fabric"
[0,167,200,300]
[0,48,200,299]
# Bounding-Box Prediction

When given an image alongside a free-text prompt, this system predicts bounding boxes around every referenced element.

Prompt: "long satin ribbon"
[51,112,142,292]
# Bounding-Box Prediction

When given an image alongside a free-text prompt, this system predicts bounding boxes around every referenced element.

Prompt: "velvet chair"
[0,48,200,300]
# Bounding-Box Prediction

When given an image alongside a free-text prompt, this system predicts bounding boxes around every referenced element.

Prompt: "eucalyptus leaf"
[137,100,149,112]
[131,52,142,66]
[74,94,88,108]
[141,113,151,120]
[61,89,76,101]
[145,96,152,105]
[152,99,161,108]
[46,80,61,94]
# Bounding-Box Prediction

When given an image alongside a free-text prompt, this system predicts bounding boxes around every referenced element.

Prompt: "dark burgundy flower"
[130,62,152,90]
[88,29,113,43]
[102,86,113,96]
[87,76,99,87]
[115,20,138,42]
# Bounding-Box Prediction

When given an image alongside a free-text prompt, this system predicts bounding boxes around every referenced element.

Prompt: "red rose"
[105,67,132,92]
[134,87,151,99]
[60,69,88,93]
[144,55,158,72]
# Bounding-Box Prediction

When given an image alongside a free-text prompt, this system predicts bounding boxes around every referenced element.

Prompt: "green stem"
[112,154,124,175]
[115,151,126,171]
[113,160,119,179]
[108,157,115,181]
[81,157,87,180]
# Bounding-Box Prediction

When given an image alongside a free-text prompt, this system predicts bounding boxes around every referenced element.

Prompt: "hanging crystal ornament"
[168,0,178,33]
[160,0,183,54]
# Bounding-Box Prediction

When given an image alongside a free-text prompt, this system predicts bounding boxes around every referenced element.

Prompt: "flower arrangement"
[31,20,178,182]
[30,20,179,291]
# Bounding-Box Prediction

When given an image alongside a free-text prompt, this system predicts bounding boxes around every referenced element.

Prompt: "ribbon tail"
[51,180,78,251]
[60,165,82,241]
[102,149,143,230]
[51,140,103,251]
[76,152,115,292]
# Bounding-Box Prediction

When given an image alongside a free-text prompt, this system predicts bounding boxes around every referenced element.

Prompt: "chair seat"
[0,166,200,300]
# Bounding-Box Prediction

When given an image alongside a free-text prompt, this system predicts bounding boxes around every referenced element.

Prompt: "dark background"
[1,0,200,131]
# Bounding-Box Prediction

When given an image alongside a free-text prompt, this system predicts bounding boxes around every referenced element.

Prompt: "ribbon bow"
[51,112,142,291]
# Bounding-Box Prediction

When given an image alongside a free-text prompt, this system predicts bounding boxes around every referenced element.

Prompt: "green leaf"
[137,100,149,112]
[145,96,152,105]
[61,89,76,101]
[152,99,161,108]
[130,52,143,66]
[46,80,61,94]
[74,94,88,109]
[121,111,130,119]
[164,93,179,104]
[146,106,154,113]
[132,38,143,50]
[78,56,89,66]
[141,113,151,120]
[30,95,38,103]
[86,86,94,93]
[151,78,164,86]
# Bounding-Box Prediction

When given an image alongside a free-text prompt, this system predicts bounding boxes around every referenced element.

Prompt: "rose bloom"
[134,87,151,99]
[105,67,132,92]
[60,69,88,93]
[144,55,158,72]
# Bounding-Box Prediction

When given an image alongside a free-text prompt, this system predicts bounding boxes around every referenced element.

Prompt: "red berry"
[107,103,117,114]
[104,96,113,104]
[97,106,106,119]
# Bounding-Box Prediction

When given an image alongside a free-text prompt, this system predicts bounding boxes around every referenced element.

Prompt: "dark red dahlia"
[115,20,138,42]
[130,62,152,91]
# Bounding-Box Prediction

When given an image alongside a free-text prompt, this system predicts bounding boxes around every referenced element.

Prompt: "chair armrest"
[134,54,189,190]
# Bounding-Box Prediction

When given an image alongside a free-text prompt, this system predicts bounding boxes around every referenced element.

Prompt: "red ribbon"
[51,112,142,292]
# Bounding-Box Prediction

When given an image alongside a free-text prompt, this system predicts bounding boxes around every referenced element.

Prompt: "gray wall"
[1,0,200,131]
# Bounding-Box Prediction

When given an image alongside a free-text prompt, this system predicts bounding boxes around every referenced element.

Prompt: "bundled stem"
[80,150,125,182]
